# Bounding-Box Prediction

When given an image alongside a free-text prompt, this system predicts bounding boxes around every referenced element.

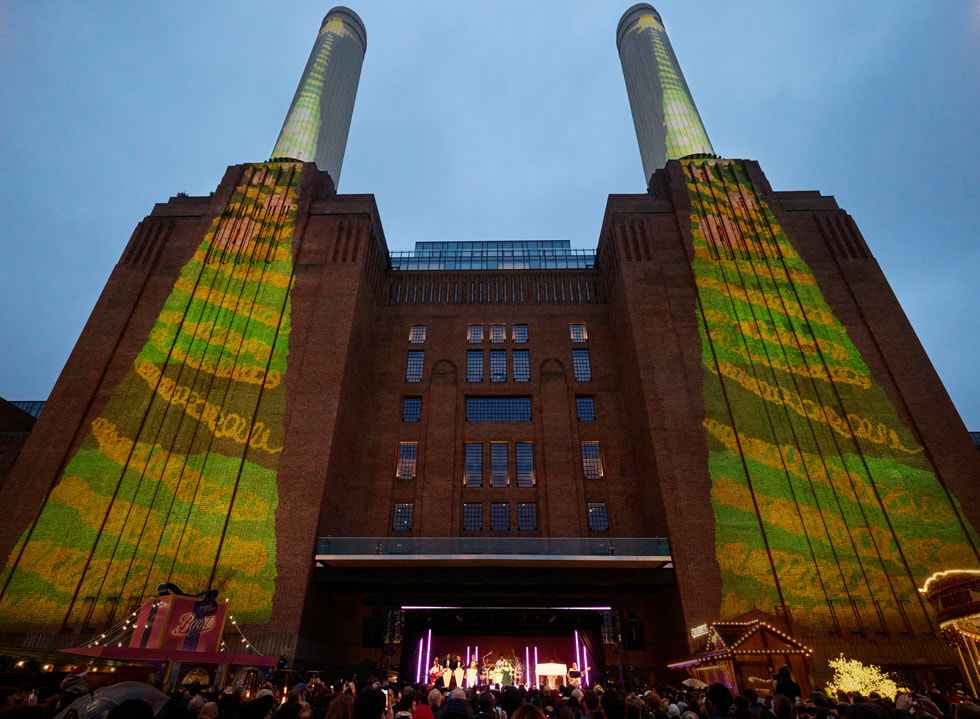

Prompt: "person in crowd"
[474,692,498,719]
[774,669,801,702]
[328,692,357,719]
[582,692,601,719]
[771,696,793,719]
[429,688,446,719]
[395,688,419,719]
[444,688,471,719]
[600,690,626,719]
[511,707,546,719]
[704,685,733,719]
[355,689,391,719]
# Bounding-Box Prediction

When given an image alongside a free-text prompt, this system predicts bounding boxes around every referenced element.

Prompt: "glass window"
[491,502,510,531]
[513,350,530,382]
[464,443,483,487]
[463,503,483,531]
[468,325,484,343]
[572,348,591,381]
[581,441,603,480]
[587,503,609,532]
[409,325,426,343]
[397,442,418,480]
[490,350,507,382]
[512,324,528,343]
[570,323,588,342]
[403,397,422,422]
[406,350,424,383]
[517,503,537,531]
[393,503,414,531]
[467,350,483,382]
[576,396,596,421]
[490,324,506,343]
[491,443,508,488]
[465,396,532,422]
[516,442,534,488]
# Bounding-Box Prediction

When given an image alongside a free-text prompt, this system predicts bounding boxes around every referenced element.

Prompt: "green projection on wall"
[687,159,979,633]
[0,163,303,627]
[628,13,713,162]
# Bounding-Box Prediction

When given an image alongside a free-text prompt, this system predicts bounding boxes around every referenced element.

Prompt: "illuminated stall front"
[668,620,812,696]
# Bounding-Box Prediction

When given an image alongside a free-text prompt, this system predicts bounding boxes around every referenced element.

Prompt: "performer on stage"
[439,653,452,688]
[466,655,478,688]
[566,662,582,688]
[430,658,442,686]
[453,654,464,689]
[495,654,512,687]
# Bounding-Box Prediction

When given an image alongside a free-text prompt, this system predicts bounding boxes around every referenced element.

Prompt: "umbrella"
[681,678,707,690]
[54,681,169,719]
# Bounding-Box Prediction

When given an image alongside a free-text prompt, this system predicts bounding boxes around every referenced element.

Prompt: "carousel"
[920,569,980,696]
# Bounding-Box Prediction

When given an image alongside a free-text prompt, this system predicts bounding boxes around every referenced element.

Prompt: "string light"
[227,613,260,654]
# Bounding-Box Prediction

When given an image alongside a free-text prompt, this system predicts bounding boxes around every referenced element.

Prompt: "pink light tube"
[426,628,433,679]
[417,638,424,683]
[525,646,530,688]
[534,646,539,687]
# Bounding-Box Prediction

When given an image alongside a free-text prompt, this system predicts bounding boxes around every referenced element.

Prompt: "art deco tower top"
[270,6,367,184]
[617,4,714,184]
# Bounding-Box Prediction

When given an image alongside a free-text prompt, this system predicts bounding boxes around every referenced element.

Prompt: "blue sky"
[1,2,978,428]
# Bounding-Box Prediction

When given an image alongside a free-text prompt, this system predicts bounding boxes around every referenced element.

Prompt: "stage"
[398,607,602,687]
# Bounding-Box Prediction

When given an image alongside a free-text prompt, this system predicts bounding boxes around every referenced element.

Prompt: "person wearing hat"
[60,664,91,696]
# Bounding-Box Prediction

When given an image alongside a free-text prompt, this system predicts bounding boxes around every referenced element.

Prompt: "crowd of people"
[1,670,979,719]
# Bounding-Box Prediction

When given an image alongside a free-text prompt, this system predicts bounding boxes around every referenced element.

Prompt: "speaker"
[626,619,645,650]
[362,616,383,648]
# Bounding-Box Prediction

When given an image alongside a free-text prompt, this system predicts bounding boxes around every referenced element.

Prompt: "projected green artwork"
[628,13,713,161]
[687,158,979,632]
[0,163,302,627]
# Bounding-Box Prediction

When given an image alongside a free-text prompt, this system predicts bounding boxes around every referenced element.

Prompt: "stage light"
[426,628,432,678]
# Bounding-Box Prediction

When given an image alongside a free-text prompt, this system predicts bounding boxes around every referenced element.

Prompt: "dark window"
[570,323,588,342]
[513,350,530,382]
[516,442,534,488]
[467,350,484,382]
[393,503,414,531]
[517,503,537,531]
[406,350,424,382]
[403,397,422,422]
[397,442,418,480]
[466,396,532,422]
[512,324,528,343]
[491,502,510,531]
[468,325,484,343]
[464,443,483,487]
[490,350,507,382]
[463,503,483,531]
[572,348,591,381]
[581,442,603,480]
[490,324,506,343]
[587,503,609,531]
[491,443,508,487]
[409,325,426,343]
[576,396,596,421]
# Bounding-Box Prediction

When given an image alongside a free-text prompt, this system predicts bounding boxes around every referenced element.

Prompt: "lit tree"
[825,654,899,699]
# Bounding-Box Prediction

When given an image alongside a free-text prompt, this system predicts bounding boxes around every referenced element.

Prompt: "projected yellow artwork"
[0,163,302,627]
[687,158,980,632]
